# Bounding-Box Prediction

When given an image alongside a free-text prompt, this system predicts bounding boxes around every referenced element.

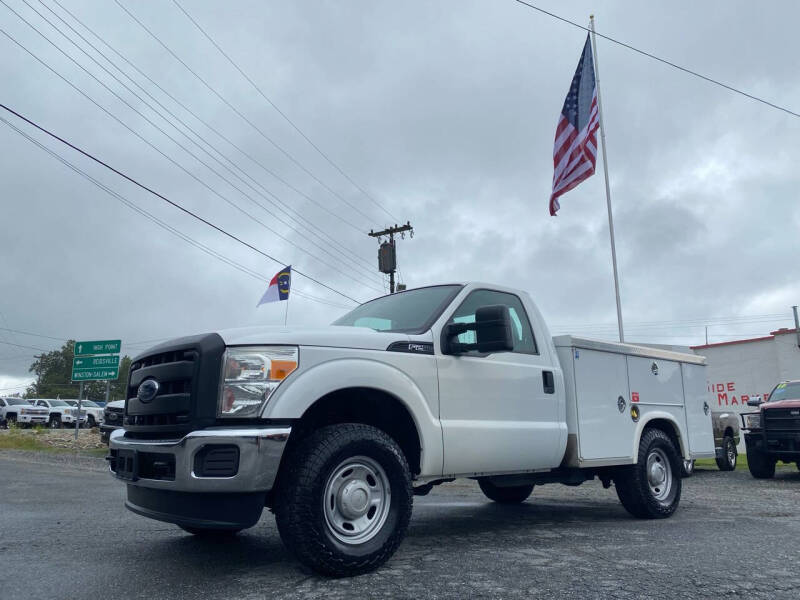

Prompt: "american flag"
[549,35,600,216]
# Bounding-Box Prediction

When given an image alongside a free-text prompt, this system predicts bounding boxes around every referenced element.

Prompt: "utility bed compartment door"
[681,363,715,455]
[573,349,635,461]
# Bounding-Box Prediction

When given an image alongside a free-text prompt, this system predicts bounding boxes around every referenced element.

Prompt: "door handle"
[542,370,555,394]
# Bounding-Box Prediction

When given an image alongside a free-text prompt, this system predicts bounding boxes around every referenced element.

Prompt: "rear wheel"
[746,445,775,479]
[478,479,534,503]
[614,428,682,519]
[49,416,62,429]
[274,423,412,577]
[715,435,737,471]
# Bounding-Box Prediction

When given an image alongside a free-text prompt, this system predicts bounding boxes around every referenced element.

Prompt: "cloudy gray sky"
[1,0,798,393]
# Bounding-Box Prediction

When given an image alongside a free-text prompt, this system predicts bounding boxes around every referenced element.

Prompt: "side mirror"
[746,395,763,407]
[442,305,514,355]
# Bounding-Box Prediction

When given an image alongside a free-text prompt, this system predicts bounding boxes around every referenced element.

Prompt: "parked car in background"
[33,399,87,429]
[63,400,104,428]
[100,400,125,444]
[0,397,49,427]
[712,411,740,471]
[742,380,800,478]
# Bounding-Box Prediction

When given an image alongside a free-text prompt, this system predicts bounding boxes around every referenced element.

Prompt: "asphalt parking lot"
[1,452,798,600]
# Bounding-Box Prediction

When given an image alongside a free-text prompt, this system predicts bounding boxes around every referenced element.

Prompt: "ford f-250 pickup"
[741,380,800,478]
[108,283,715,576]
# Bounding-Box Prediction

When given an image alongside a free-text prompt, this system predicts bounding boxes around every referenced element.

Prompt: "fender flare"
[633,411,689,462]
[264,358,443,477]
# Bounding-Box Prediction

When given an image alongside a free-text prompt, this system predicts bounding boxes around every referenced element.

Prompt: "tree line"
[25,340,131,402]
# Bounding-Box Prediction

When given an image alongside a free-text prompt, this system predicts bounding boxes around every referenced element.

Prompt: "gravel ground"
[0,427,106,450]
[1,454,798,600]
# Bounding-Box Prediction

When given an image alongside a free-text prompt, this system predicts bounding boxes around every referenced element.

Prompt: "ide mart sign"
[71,339,121,382]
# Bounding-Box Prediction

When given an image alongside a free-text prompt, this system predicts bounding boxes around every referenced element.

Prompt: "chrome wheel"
[323,455,390,545]
[726,441,736,467]
[647,448,673,502]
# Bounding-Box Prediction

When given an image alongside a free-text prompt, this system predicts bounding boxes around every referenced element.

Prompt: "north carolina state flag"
[257,265,291,306]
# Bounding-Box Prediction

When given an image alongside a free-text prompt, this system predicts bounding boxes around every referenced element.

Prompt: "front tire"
[746,445,775,479]
[274,424,412,577]
[614,428,682,519]
[49,416,62,429]
[716,435,737,471]
[478,479,534,503]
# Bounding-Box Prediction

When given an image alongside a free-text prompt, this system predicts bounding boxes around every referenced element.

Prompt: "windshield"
[48,400,69,407]
[768,382,800,402]
[64,400,77,406]
[7,398,29,406]
[81,401,99,408]
[332,285,462,333]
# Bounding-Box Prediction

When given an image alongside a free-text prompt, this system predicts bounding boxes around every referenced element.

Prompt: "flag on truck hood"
[257,265,291,305]
[549,35,599,216]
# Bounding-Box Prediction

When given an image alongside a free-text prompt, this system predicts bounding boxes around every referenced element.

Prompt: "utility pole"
[368,222,413,293]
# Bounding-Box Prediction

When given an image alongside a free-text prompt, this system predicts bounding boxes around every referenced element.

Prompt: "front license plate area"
[116,449,139,481]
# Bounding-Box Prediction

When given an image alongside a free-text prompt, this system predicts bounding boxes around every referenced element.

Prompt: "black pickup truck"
[741,380,800,479]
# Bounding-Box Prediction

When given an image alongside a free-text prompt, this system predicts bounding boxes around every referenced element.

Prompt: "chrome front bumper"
[108,426,291,493]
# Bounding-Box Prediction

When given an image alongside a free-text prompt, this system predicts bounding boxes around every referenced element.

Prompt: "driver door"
[436,289,562,475]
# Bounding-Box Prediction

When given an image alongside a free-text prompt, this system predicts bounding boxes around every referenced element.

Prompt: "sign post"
[72,339,121,440]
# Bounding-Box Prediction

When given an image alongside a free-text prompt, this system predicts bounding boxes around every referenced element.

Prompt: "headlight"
[20,408,29,415]
[218,346,298,418]
[742,413,761,430]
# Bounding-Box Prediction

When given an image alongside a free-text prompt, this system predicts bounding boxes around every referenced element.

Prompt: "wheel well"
[643,418,683,458]
[723,426,734,439]
[291,387,422,475]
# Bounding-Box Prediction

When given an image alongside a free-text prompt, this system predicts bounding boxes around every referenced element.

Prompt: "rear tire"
[715,435,737,471]
[274,423,412,577]
[614,428,682,519]
[478,479,534,503]
[49,416,62,429]
[746,445,775,479]
[179,525,241,538]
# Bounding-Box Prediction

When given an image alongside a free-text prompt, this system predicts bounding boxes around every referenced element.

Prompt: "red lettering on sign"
[716,383,725,392]
[727,383,735,391]
[742,395,749,404]
[717,393,728,405]
[731,396,738,405]
[632,392,639,403]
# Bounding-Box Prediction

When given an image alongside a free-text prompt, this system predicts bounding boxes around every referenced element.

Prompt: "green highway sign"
[73,355,120,370]
[71,367,119,382]
[74,339,121,356]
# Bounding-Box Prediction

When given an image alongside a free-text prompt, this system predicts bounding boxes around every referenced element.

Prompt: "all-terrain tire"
[478,479,534,503]
[614,428,682,519]
[179,525,241,538]
[49,416,62,429]
[715,435,737,471]
[274,423,412,577]
[746,445,775,479]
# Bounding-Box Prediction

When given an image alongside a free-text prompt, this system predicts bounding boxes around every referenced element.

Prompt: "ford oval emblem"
[137,379,159,403]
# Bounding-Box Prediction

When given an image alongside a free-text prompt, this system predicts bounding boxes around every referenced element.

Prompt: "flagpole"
[284,297,289,327]
[589,14,625,343]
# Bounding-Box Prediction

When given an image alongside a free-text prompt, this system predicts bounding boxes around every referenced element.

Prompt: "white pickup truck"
[109,283,715,576]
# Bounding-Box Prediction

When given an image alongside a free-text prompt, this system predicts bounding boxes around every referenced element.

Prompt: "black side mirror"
[442,304,514,355]
[746,396,763,407]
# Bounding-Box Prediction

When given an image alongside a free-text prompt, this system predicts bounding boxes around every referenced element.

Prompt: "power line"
[0,5,384,293]
[0,110,361,309]
[47,0,379,273]
[113,0,383,225]
[512,0,800,119]
[25,0,383,286]
[0,103,361,304]
[0,340,49,352]
[171,0,399,223]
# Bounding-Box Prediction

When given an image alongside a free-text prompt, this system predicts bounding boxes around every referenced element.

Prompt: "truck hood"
[763,399,800,410]
[218,325,424,352]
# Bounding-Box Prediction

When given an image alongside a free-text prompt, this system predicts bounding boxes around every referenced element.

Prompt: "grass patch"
[0,427,53,452]
[0,425,106,457]
[695,454,796,471]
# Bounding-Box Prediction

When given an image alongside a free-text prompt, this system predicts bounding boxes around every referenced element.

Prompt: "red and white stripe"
[549,90,599,216]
